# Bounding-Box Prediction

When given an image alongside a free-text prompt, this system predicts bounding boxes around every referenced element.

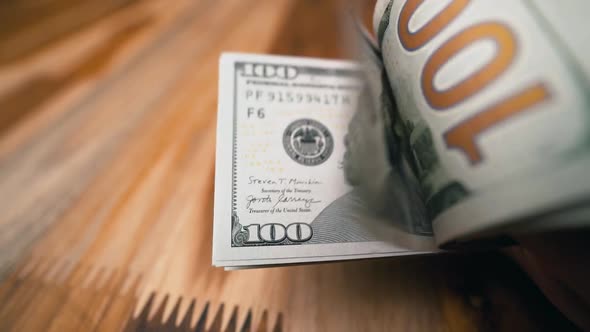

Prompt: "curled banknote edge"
[343,22,432,237]
[367,0,590,245]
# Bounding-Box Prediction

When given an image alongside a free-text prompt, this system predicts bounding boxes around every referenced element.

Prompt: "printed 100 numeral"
[242,223,313,244]
[397,0,550,165]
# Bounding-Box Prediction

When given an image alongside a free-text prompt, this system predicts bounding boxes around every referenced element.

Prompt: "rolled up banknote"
[213,1,590,268]
[369,0,590,245]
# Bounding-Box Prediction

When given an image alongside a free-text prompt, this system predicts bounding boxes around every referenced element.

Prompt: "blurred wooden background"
[0,0,578,331]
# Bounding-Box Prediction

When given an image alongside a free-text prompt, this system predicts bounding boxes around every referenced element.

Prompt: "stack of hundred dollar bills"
[213,0,590,269]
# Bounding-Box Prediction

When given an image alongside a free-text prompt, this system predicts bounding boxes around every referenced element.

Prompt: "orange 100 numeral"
[398,0,551,165]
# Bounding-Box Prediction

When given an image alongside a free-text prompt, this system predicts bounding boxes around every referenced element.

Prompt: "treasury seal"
[283,118,333,166]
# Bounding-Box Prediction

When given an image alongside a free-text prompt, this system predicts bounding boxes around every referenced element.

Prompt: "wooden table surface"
[0,0,578,331]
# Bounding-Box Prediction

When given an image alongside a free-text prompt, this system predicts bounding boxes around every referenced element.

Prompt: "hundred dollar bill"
[213,53,435,268]
[373,0,590,245]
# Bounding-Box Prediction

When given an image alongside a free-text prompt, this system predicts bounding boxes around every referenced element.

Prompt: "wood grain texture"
[0,0,578,331]
[0,258,281,331]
